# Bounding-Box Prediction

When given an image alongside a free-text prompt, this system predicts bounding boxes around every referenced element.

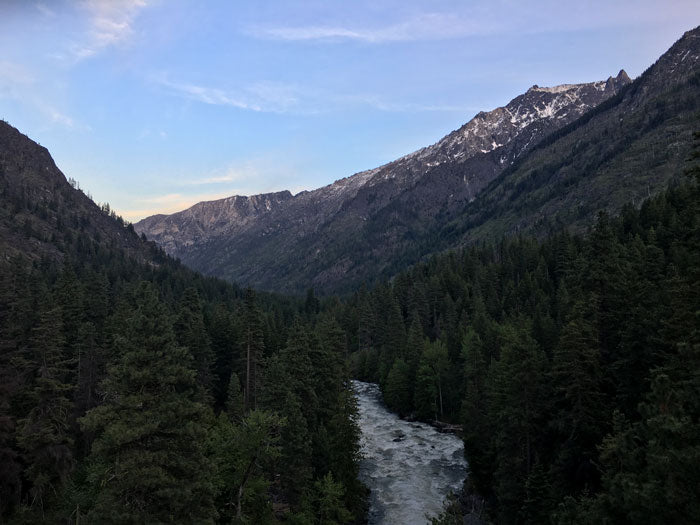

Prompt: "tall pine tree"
[80,282,216,523]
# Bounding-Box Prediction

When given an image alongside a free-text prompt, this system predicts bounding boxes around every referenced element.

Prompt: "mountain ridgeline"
[136,70,636,293]
[136,28,700,295]
[1,24,700,525]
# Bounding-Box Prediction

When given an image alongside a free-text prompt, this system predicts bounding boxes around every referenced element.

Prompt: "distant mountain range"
[27,27,700,296]
[134,68,632,293]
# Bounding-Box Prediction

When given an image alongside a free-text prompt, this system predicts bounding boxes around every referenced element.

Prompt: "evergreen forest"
[0,40,698,524]
[336,140,700,523]
[0,179,366,523]
[2,132,698,523]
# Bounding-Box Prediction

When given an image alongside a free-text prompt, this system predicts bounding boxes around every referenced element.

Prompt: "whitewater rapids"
[351,380,467,524]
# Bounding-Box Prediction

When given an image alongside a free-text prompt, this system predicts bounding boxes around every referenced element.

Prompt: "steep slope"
[0,120,164,266]
[136,73,630,293]
[422,26,700,253]
[135,191,294,255]
[0,122,369,524]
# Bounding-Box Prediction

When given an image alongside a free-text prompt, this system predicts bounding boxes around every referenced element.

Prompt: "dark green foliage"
[414,362,438,421]
[0,118,367,523]
[79,283,216,523]
[342,157,700,522]
[174,287,216,400]
[488,322,549,521]
[313,472,353,525]
[208,410,283,524]
[225,372,245,422]
[384,358,412,416]
[242,289,265,412]
[15,299,74,515]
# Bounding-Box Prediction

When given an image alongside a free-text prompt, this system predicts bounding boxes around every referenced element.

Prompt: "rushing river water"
[351,380,468,524]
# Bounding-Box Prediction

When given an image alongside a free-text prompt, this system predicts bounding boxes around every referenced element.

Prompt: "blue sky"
[1,1,699,221]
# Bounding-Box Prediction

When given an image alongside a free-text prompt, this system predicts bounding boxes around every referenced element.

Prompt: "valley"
[0,11,699,525]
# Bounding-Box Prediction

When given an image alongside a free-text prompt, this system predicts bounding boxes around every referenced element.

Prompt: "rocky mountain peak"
[390,71,631,175]
[135,68,633,291]
[615,69,631,83]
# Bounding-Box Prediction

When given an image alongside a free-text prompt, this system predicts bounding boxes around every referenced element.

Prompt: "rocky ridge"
[135,72,630,291]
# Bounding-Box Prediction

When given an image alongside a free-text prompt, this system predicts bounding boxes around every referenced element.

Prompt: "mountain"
[0,123,366,523]
[422,26,700,252]
[137,27,699,295]
[0,119,162,266]
[135,190,294,256]
[136,72,630,293]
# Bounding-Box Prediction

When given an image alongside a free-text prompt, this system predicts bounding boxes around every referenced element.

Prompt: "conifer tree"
[405,313,424,378]
[15,299,74,515]
[314,317,348,418]
[208,410,282,523]
[384,358,412,416]
[461,327,492,495]
[326,388,363,513]
[209,303,238,406]
[242,289,265,411]
[414,361,438,421]
[226,371,245,422]
[550,298,605,495]
[0,261,31,515]
[423,340,450,418]
[314,472,353,525]
[174,287,216,399]
[80,282,216,523]
[489,321,549,519]
[259,352,314,506]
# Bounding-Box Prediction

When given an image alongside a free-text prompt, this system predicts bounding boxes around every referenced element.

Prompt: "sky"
[1,1,699,221]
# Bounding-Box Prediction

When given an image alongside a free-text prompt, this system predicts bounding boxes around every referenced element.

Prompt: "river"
[351,380,468,524]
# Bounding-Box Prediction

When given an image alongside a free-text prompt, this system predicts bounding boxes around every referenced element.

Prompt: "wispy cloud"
[182,163,258,186]
[250,3,700,45]
[180,154,304,189]
[154,73,471,115]
[68,0,150,61]
[35,2,56,18]
[251,13,489,43]
[0,60,86,130]
[153,75,306,114]
[157,78,262,111]
[341,93,479,113]
[45,107,75,128]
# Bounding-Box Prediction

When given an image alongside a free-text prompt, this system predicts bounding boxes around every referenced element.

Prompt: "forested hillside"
[333,138,700,523]
[2,25,699,525]
[0,122,366,523]
[394,27,700,277]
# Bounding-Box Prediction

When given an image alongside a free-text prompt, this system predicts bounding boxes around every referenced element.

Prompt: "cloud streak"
[249,2,700,45]
[153,75,304,113]
[69,0,150,61]
[0,60,86,130]
[154,74,471,116]
[341,93,480,114]
[250,13,490,43]
[182,162,259,186]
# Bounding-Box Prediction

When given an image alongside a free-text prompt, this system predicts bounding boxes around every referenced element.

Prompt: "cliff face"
[135,71,630,293]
